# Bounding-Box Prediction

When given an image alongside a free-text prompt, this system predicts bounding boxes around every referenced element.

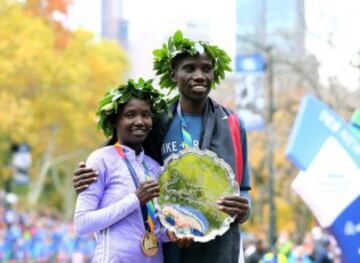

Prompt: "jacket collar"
[120,144,145,162]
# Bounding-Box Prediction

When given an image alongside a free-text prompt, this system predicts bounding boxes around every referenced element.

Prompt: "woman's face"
[116,98,153,149]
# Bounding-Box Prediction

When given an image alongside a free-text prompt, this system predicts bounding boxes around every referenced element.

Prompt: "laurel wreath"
[96,78,169,137]
[153,30,232,92]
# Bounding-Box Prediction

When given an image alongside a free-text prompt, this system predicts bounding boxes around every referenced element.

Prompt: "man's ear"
[170,70,177,82]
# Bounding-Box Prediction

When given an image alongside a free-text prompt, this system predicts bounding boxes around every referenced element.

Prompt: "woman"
[74,78,180,262]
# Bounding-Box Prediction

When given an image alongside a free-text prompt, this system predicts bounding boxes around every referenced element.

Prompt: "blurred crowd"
[0,191,96,262]
[243,228,341,263]
[0,190,343,263]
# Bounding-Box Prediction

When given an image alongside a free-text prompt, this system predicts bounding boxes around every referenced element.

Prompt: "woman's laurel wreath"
[96,78,170,137]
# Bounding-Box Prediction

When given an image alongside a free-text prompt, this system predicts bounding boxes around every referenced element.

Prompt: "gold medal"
[141,232,159,256]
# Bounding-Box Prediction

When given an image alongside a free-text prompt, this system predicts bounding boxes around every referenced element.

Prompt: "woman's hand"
[166,231,194,248]
[217,196,250,222]
[73,162,99,194]
[135,180,160,206]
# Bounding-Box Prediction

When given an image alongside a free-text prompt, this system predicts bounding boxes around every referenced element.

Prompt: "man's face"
[171,53,215,103]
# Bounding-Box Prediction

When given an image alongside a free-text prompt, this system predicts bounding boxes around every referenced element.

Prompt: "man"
[73,31,251,263]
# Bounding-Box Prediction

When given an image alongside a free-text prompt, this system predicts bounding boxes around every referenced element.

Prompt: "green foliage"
[96,78,171,137]
[153,30,232,92]
[0,0,129,213]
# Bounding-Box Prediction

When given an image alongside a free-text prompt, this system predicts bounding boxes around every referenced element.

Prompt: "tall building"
[99,0,233,81]
[236,0,305,57]
[224,0,318,129]
[233,0,319,109]
[101,0,128,47]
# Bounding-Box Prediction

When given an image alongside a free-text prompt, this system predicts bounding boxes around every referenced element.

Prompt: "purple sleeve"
[74,152,140,236]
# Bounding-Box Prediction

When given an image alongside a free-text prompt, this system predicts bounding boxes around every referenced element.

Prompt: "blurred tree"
[242,85,314,240]
[26,0,71,15]
[25,0,73,48]
[237,52,356,241]
[0,0,129,217]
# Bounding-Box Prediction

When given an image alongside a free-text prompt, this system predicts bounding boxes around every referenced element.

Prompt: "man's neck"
[179,97,207,114]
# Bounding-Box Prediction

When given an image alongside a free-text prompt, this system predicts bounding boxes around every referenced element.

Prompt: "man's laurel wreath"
[153,30,232,92]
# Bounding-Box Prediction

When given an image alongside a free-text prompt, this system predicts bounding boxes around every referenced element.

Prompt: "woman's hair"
[101,109,121,147]
[101,96,152,147]
[102,131,118,147]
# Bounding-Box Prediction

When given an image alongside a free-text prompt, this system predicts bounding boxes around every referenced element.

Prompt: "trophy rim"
[155,148,240,243]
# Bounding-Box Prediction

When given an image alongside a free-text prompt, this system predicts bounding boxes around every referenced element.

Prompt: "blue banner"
[235,54,266,73]
[286,96,359,170]
[286,95,360,263]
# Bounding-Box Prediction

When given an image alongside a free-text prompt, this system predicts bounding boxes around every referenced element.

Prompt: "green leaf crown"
[96,78,168,137]
[153,30,232,92]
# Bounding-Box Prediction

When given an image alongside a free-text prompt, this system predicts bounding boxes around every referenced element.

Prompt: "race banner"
[285,95,360,263]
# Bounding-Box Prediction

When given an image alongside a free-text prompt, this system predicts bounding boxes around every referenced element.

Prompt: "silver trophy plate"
[155,148,239,242]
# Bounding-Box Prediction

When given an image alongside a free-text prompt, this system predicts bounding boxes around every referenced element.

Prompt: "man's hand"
[217,196,249,222]
[135,180,160,206]
[73,162,98,194]
[166,231,194,248]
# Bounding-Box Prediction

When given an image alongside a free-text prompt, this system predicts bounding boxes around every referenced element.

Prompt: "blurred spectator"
[11,143,31,185]
[260,247,288,263]
[245,238,267,263]
[310,226,334,263]
[277,230,293,259]
[242,227,340,263]
[288,237,312,263]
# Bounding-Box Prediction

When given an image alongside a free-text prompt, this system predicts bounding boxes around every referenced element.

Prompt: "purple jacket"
[74,145,168,263]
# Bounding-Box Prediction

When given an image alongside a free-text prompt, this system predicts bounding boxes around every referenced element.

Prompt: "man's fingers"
[141,181,158,188]
[140,182,159,193]
[151,192,160,197]
[218,199,248,210]
[74,177,97,188]
[166,231,193,248]
[217,196,249,216]
[79,171,98,180]
[218,206,247,217]
[146,185,160,194]
[218,206,240,216]
[176,238,185,247]
[75,185,89,194]
[74,171,98,183]
[78,161,86,167]
[177,236,193,247]
[73,167,96,177]
[167,231,178,242]
[220,196,248,204]
[183,237,194,247]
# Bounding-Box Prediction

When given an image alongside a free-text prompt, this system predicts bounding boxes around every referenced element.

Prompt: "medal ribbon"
[176,102,194,148]
[114,143,156,233]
